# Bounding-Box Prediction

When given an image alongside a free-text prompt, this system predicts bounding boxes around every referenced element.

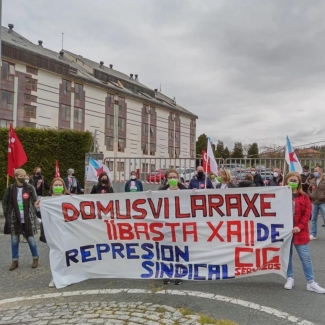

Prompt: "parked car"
[146,170,165,183]
[221,164,243,172]
[178,168,196,183]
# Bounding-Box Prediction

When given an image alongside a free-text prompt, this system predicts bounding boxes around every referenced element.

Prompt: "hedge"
[0,128,93,199]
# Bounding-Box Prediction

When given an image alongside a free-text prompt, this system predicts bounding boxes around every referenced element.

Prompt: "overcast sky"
[4,0,325,151]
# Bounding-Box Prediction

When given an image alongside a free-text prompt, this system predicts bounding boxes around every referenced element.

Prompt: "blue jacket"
[125,179,143,192]
[188,175,214,189]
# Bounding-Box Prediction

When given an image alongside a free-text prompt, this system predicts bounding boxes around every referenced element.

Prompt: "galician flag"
[86,157,111,182]
[205,137,219,175]
[285,136,302,174]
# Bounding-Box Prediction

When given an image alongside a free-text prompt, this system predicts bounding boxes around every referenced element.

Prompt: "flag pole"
[6,174,9,187]
[205,138,209,188]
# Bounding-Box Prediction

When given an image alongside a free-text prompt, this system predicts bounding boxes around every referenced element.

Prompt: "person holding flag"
[188,166,214,189]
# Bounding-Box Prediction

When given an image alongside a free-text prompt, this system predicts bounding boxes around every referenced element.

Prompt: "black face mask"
[197,171,204,179]
[71,173,76,177]
[102,179,108,184]
[36,172,41,176]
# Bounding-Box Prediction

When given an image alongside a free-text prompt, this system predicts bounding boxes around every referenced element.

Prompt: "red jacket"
[293,192,311,245]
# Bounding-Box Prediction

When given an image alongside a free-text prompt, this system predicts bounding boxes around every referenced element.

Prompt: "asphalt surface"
[0,216,324,325]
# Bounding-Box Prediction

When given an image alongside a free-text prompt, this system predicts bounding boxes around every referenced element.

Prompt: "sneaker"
[48,279,55,288]
[307,282,325,294]
[284,277,294,290]
[163,279,171,285]
[310,235,317,240]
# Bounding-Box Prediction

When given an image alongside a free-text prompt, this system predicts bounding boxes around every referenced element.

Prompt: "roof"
[1,25,197,118]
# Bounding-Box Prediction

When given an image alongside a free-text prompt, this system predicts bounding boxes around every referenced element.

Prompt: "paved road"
[0,217,324,325]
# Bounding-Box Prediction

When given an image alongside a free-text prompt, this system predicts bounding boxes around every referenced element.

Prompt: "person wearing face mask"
[188,166,214,190]
[308,166,325,240]
[238,173,256,187]
[90,172,114,194]
[159,169,187,285]
[125,171,143,192]
[209,172,220,189]
[267,168,283,186]
[300,165,312,194]
[2,169,40,271]
[283,172,325,293]
[216,169,237,189]
[64,168,84,194]
[35,177,68,288]
[29,167,50,197]
[249,166,265,187]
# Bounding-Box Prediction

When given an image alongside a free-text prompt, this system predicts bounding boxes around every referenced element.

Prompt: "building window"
[175,131,180,141]
[190,149,195,158]
[26,66,38,75]
[175,147,180,158]
[169,146,174,158]
[142,143,148,155]
[74,107,83,123]
[26,77,37,91]
[118,138,125,152]
[62,79,71,95]
[119,97,125,111]
[23,121,36,128]
[24,105,36,118]
[106,137,113,151]
[150,143,156,156]
[143,124,149,136]
[191,135,196,143]
[106,115,114,129]
[2,61,15,81]
[60,104,70,121]
[24,93,37,102]
[108,93,114,106]
[191,120,196,127]
[144,105,149,114]
[176,116,180,126]
[0,119,12,128]
[106,160,114,171]
[1,91,13,110]
[75,84,83,100]
[117,162,125,172]
[169,129,174,139]
[118,117,125,131]
[150,125,155,135]
[142,163,149,173]
[150,107,156,116]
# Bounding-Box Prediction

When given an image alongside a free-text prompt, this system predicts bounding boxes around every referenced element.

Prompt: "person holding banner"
[216,169,237,189]
[90,172,114,194]
[2,169,40,271]
[238,173,256,188]
[35,177,68,288]
[125,171,143,192]
[188,166,214,190]
[209,172,220,189]
[283,172,325,293]
[159,168,187,285]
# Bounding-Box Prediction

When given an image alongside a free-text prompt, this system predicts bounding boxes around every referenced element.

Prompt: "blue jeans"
[287,243,314,282]
[11,233,39,261]
[310,203,325,237]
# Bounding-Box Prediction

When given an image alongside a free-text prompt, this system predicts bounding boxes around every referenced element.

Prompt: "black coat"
[267,176,283,186]
[238,180,256,187]
[90,184,114,194]
[253,174,265,187]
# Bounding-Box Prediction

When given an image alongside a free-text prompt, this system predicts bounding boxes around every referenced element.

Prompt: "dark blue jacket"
[188,175,214,189]
[125,179,143,192]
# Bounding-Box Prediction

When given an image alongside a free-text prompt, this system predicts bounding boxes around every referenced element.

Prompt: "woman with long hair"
[35,177,68,288]
[90,172,114,194]
[216,169,237,189]
[283,172,325,293]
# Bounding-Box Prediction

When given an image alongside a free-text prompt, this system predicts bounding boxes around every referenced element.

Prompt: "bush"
[0,128,93,199]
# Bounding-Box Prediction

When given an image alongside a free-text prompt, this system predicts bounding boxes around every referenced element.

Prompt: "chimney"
[135,74,138,81]
[59,51,64,59]
[99,61,104,69]
[8,24,14,34]
[173,97,176,104]
[109,64,113,69]
[38,40,43,47]
[129,74,133,80]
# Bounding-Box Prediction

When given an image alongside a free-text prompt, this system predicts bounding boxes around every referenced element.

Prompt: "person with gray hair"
[63,168,84,194]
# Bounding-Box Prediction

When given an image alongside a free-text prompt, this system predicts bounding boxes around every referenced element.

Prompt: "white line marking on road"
[0,288,314,325]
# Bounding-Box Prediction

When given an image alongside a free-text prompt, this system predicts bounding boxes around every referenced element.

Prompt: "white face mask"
[273,172,279,178]
[131,175,136,180]
[251,171,256,176]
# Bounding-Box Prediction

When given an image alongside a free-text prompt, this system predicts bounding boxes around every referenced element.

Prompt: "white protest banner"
[40,187,293,289]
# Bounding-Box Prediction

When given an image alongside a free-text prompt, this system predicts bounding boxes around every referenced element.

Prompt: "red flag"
[7,124,27,177]
[202,150,211,173]
[55,160,60,178]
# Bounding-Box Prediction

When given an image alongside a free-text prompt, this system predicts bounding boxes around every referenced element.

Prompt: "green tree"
[232,142,244,158]
[247,143,259,158]
[216,140,225,158]
[223,147,230,159]
[196,133,208,156]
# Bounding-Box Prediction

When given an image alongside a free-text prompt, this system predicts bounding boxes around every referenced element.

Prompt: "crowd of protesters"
[2,163,325,293]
